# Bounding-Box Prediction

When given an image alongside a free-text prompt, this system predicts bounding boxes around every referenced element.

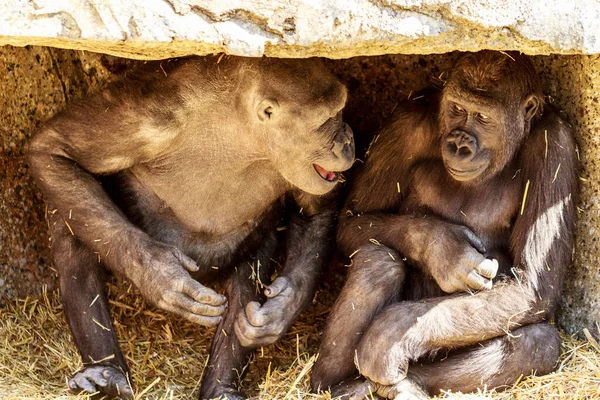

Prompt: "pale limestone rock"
[1,0,600,59]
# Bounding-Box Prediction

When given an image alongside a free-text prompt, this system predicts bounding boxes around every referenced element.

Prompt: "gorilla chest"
[408,163,520,236]
[130,159,287,236]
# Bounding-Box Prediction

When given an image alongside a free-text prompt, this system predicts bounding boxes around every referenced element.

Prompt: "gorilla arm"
[338,105,494,293]
[354,111,578,386]
[27,76,227,326]
[234,189,338,347]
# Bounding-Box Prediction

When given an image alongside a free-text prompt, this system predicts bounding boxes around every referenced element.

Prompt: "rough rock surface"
[0,46,131,298]
[2,0,600,60]
[1,46,598,333]
[534,56,600,334]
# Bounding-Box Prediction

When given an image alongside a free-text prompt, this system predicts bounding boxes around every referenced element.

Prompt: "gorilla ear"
[523,94,542,122]
[257,98,279,122]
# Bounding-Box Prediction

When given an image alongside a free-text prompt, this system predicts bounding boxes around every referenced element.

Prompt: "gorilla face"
[256,70,355,195]
[440,94,510,183]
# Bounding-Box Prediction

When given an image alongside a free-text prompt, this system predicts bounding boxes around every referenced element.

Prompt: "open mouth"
[313,164,338,182]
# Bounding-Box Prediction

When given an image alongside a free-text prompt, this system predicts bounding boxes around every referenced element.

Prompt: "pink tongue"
[314,164,336,181]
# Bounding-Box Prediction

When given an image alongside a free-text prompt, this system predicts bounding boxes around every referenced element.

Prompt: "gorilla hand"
[134,241,227,326]
[421,223,498,293]
[234,276,299,347]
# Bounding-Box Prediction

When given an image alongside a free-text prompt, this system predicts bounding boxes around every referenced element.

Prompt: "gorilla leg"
[311,244,406,393]
[199,232,279,400]
[53,225,132,399]
[409,323,561,396]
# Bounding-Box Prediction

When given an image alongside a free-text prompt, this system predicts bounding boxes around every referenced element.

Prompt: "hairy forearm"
[28,152,149,276]
[337,212,444,267]
[363,281,547,365]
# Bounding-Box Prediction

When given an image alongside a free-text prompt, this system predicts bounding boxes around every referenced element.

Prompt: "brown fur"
[27,55,355,399]
[311,51,578,399]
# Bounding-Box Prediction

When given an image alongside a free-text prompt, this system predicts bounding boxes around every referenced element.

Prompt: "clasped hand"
[234,276,300,348]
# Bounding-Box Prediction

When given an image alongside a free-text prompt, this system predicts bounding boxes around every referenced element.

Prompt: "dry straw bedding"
[0,280,599,400]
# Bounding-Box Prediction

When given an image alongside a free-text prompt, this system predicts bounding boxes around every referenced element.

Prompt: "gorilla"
[27,55,355,399]
[311,51,578,399]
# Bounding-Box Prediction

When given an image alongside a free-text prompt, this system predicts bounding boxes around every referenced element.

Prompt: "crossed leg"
[310,244,406,393]
[311,243,562,399]
[408,322,561,395]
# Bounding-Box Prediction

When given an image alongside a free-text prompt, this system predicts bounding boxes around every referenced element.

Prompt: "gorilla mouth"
[314,164,338,182]
[447,164,484,179]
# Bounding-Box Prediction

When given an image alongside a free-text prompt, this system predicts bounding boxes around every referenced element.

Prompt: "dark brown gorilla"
[311,51,578,399]
[27,55,355,399]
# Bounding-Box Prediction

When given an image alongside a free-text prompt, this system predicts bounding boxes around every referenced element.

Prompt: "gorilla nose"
[446,131,477,160]
[332,123,355,159]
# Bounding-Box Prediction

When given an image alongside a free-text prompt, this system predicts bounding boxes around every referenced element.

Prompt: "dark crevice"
[46,49,68,104]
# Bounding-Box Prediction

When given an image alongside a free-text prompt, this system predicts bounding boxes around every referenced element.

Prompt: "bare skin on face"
[311,51,578,399]
[27,55,355,399]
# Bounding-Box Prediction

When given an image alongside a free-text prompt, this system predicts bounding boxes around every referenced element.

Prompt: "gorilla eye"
[453,103,465,114]
[476,113,490,122]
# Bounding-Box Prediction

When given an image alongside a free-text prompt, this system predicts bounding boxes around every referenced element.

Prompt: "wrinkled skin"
[312,51,577,398]
[27,55,355,399]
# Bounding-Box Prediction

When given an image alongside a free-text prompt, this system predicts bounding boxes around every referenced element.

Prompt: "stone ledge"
[1,0,600,60]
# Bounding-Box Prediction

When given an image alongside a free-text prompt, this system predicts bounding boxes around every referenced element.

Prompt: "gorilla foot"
[68,365,133,399]
[375,378,429,400]
[199,385,246,400]
[330,377,384,400]
[329,376,429,400]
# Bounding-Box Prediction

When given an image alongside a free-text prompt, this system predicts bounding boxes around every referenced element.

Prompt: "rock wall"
[0,45,598,334]
[534,56,600,333]
[0,46,130,297]
[2,0,600,59]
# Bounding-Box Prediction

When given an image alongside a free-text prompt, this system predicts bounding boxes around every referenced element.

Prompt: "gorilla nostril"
[447,142,459,154]
[458,146,472,157]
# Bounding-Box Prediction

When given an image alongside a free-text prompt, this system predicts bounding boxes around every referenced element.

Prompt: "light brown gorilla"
[27,55,355,399]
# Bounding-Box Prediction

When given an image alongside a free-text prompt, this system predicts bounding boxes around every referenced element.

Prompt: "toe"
[70,374,98,394]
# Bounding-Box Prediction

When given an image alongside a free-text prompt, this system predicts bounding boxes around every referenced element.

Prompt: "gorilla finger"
[174,249,199,272]
[234,316,256,348]
[236,312,282,342]
[466,270,493,291]
[163,301,222,326]
[181,312,222,327]
[390,378,429,400]
[101,368,134,399]
[235,310,263,338]
[246,301,268,326]
[254,334,282,347]
[476,258,499,280]
[241,333,280,348]
[85,369,108,387]
[234,319,279,347]
[172,294,227,317]
[264,276,290,298]
[346,380,376,400]
[183,280,227,306]
[375,383,393,399]
[461,227,486,254]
